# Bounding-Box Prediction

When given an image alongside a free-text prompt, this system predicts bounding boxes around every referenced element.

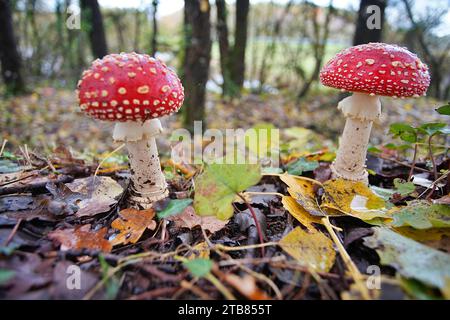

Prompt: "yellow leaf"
[282,196,322,231]
[321,179,387,220]
[189,241,211,259]
[280,173,325,217]
[110,208,156,246]
[279,227,336,272]
[394,227,450,252]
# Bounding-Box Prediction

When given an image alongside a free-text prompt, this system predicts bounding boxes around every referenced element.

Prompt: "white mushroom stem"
[113,119,168,209]
[330,92,381,185]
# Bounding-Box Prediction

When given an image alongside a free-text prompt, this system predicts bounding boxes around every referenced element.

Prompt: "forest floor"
[0,88,449,300]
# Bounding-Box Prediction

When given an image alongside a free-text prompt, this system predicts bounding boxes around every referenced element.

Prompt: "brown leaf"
[167,206,228,234]
[110,208,156,246]
[224,274,271,300]
[48,224,112,252]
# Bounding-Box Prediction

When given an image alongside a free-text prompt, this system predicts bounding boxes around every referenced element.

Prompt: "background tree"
[182,0,212,132]
[151,0,159,56]
[401,0,449,100]
[215,0,250,97]
[80,0,108,58]
[0,0,25,95]
[353,0,386,45]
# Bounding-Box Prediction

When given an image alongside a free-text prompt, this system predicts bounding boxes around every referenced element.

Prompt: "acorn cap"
[319,43,430,98]
[78,52,184,121]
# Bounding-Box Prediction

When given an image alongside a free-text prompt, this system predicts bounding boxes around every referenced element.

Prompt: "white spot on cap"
[137,85,149,94]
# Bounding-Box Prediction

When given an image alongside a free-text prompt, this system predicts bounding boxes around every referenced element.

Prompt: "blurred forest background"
[0,0,449,154]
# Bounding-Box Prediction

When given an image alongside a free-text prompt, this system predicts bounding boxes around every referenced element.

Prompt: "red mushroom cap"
[77,53,184,121]
[320,43,430,98]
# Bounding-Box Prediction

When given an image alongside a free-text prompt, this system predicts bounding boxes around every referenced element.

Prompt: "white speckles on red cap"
[78,52,184,122]
[319,43,430,98]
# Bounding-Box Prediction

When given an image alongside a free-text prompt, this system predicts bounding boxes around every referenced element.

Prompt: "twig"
[322,217,371,300]
[3,218,22,246]
[93,143,126,180]
[215,250,283,300]
[178,280,211,300]
[422,170,450,200]
[205,273,236,300]
[428,134,438,198]
[371,152,431,174]
[408,143,418,181]
[0,139,7,157]
[237,192,265,256]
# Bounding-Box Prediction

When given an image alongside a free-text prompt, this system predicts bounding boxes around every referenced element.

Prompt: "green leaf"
[0,159,22,174]
[286,157,319,176]
[436,104,450,116]
[0,269,15,285]
[367,146,382,154]
[393,178,416,196]
[157,199,193,219]
[99,255,119,300]
[364,228,450,289]
[389,123,417,143]
[183,258,213,278]
[0,244,19,256]
[399,277,443,300]
[391,201,450,229]
[194,163,261,220]
[417,122,447,136]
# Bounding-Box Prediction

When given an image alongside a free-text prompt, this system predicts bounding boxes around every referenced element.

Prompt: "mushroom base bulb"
[331,92,382,184]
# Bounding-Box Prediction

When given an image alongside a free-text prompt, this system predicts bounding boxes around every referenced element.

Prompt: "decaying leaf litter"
[1,92,450,300]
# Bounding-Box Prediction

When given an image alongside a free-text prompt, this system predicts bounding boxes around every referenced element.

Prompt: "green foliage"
[157,199,193,219]
[393,178,416,196]
[0,269,16,285]
[389,123,417,143]
[364,228,450,290]
[391,201,450,229]
[286,157,319,176]
[183,258,213,278]
[99,255,120,300]
[194,163,261,220]
[417,123,450,136]
[435,103,450,116]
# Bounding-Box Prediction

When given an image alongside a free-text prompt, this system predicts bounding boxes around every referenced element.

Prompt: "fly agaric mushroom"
[78,53,184,208]
[320,43,430,184]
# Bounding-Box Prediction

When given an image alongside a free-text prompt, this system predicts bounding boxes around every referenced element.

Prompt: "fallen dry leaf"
[282,196,322,231]
[167,206,228,234]
[280,173,324,216]
[110,208,157,246]
[321,179,387,220]
[65,176,123,218]
[224,274,270,300]
[48,224,112,252]
[279,227,336,273]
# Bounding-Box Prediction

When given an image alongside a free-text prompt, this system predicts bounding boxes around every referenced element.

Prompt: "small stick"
[3,218,22,246]
[322,216,371,300]
[237,192,265,256]
[408,143,418,181]
[0,139,7,157]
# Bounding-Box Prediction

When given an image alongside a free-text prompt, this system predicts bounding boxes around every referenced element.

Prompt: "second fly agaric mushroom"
[78,53,184,208]
[319,43,430,184]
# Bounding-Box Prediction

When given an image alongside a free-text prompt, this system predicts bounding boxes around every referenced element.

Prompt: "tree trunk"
[215,0,232,96]
[182,0,212,133]
[353,0,386,45]
[151,0,158,56]
[0,0,25,95]
[80,0,108,58]
[133,9,141,52]
[230,0,249,91]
